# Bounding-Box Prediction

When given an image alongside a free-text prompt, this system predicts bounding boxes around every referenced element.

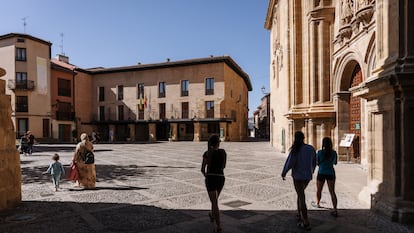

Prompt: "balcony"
[56,111,75,121]
[8,79,35,91]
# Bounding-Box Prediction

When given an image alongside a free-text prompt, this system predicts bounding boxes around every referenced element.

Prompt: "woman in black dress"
[201,135,227,233]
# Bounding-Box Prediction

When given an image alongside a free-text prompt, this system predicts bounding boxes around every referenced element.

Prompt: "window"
[137,105,144,120]
[56,101,72,120]
[118,105,124,120]
[42,118,50,137]
[58,78,71,97]
[158,82,166,98]
[99,106,105,121]
[16,72,27,89]
[17,38,25,43]
[16,48,27,61]
[117,85,124,100]
[205,78,214,95]
[17,118,28,138]
[98,86,105,102]
[137,83,144,99]
[182,102,189,119]
[205,101,214,118]
[16,96,28,112]
[159,103,166,119]
[181,80,189,96]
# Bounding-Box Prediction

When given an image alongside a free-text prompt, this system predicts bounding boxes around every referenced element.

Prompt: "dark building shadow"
[0,201,412,233]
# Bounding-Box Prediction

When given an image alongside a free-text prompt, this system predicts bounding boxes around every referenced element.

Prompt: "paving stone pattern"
[0,141,413,233]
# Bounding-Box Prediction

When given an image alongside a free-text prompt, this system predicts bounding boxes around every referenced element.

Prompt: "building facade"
[77,56,252,142]
[253,93,270,140]
[266,0,414,222]
[0,33,252,143]
[0,33,52,140]
[51,55,77,142]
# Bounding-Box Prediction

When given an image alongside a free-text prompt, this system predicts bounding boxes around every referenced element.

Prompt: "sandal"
[311,201,321,208]
[330,210,338,217]
[297,222,311,231]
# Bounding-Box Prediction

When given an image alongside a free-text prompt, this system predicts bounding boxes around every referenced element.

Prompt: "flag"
[139,93,143,110]
[144,94,148,109]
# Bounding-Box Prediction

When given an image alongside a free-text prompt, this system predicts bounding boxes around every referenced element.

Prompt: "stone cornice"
[264,0,277,30]
[307,7,335,22]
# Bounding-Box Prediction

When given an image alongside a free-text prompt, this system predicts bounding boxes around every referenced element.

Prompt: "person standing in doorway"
[281,131,316,231]
[312,137,338,217]
[201,135,227,233]
[109,129,114,143]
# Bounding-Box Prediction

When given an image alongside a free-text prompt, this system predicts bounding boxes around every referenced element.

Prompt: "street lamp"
[261,86,269,95]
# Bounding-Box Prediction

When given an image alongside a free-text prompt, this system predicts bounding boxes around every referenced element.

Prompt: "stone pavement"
[1,141,413,233]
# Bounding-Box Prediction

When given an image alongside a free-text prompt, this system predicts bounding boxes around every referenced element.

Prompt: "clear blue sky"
[0,0,270,117]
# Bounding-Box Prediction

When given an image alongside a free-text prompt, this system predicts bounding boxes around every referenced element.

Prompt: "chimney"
[56,54,69,63]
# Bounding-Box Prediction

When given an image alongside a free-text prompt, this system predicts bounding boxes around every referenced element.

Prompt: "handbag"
[66,162,79,180]
[84,150,95,164]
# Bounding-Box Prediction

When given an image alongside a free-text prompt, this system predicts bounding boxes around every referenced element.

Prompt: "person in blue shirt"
[313,137,338,217]
[281,131,316,231]
[43,154,66,191]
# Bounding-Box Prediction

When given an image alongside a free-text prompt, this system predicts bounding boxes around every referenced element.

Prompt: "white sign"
[339,133,355,147]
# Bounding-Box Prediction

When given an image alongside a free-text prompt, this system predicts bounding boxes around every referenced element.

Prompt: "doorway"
[349,65,362,162]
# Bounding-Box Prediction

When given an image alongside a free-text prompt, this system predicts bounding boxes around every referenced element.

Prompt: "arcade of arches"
[266,0,414,223]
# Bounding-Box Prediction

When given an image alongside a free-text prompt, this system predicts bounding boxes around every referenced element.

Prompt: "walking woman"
[281,131,316,231]
[72,133,96,189]
[313,137,338,217]
[201,135,227,233]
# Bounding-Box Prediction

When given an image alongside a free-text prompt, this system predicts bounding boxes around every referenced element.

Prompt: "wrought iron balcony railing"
[8,79,35,91]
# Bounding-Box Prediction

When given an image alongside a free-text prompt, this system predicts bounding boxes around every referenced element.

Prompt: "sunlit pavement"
[1,141,413,233]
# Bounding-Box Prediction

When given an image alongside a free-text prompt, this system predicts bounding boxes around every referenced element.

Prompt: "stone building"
[265,0,414,222]
[76,56,252,142]
[0,33,52,140]
[51,55,77,142]
[253,93,270,140]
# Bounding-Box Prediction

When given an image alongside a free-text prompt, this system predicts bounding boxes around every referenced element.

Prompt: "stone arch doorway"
[335,60,363,163]
[349,65,362,162]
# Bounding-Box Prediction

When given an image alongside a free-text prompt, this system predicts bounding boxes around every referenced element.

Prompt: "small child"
[43,154,65,191]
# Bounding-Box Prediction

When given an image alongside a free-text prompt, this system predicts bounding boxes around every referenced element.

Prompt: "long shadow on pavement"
[21,164,194,185]
[0,201,412,233]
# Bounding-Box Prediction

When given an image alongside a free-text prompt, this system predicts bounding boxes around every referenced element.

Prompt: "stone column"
[170,123,178,141]
[148,122,156,143]
[0,76,22,210]
[193,122,201,142]
[128,124,135,141]
[309,20,318,104]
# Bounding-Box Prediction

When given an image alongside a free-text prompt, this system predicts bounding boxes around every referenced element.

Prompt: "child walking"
[43,154,66,191]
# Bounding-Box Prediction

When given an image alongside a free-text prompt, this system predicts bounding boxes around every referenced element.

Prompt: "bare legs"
[208,190,222,232]
[316,179,338,214]
[327,180,337,212]
[294,180,310,226]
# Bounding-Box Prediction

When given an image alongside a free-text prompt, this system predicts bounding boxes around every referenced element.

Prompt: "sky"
[0,0,270,117]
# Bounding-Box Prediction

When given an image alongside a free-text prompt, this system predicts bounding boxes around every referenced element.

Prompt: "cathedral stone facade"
[0,68,21,210]
[266,0,414,223]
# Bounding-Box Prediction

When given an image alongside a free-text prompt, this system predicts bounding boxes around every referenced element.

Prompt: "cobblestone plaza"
[1,141,413,233]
